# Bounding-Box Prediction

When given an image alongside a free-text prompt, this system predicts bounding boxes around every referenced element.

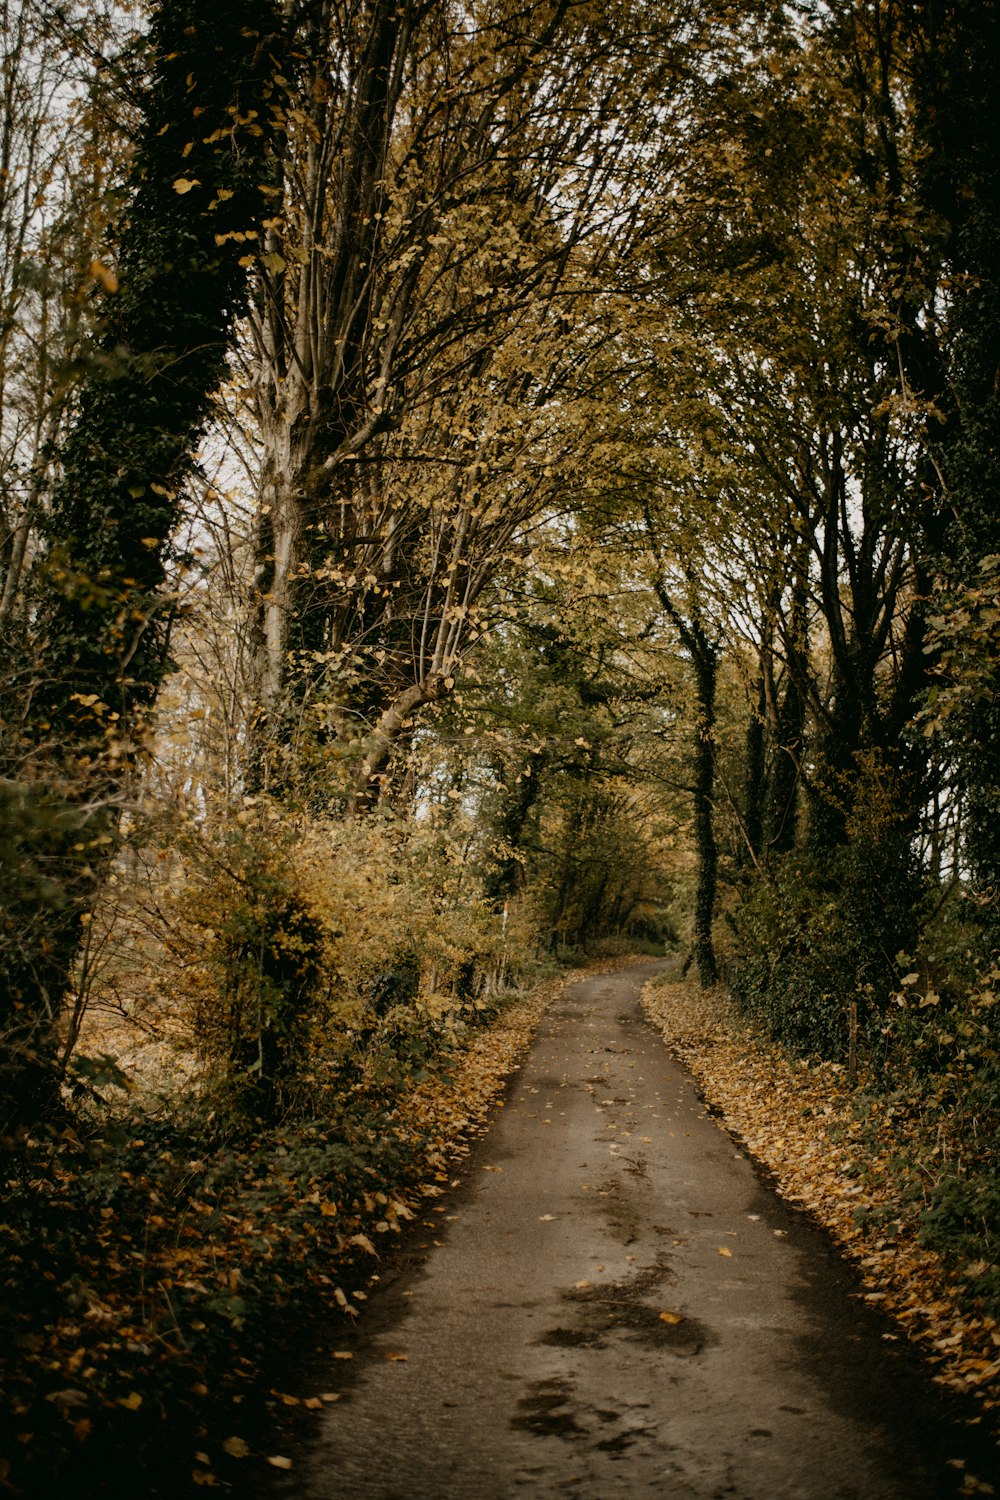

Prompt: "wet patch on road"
[511,1378,584,1439]
[595,1425,655,1455]
[586,1172,654,1245]
[511,1377,659,1466]
[536,1255,715,1357]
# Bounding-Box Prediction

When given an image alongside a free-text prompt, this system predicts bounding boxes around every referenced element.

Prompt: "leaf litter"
[642,975,1000,1434]
[1,961,619,1493]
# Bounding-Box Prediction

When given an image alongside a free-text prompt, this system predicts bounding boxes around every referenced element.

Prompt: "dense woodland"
[1,0,999,1486]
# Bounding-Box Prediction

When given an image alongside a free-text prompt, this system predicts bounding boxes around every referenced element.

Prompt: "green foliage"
[920,1175,1000,1306]
[31,0,283,748]
[890,953,1000,1119]
[451,593,683,953]
[919,558,1000,936]
[0,783,101,1129]
[729,832,924,1060]
[0,1086,420,1494]
[908,0,1000,919]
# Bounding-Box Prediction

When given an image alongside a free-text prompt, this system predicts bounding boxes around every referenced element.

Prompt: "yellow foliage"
[169,798,509,1102]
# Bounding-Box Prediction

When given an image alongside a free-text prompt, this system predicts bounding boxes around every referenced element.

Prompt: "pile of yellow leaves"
[642,976,1000,1423]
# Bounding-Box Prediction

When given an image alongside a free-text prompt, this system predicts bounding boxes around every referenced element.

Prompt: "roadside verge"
[642,972,1000,1451]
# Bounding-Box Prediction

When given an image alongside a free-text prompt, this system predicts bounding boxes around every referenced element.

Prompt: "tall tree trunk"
[691,646,719,988]
[768,564,808,856]
[741,670,766,868]
[248,0,417,781]
[650,568,720,988]
[0,0,282,1131]
[483,750,547,906]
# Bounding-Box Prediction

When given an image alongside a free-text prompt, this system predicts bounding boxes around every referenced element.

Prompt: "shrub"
[183,817,329,1118]
[174,801,510,1118]
[920,1172,1000,1317]
[728,831,925,1061]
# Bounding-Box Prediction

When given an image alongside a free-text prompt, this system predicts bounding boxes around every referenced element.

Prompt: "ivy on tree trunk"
[0,0,283,1130]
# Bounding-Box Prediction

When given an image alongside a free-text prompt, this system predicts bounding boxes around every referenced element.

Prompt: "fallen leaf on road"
[539,1214,556,1221]
[385,1351,408,1362]
[222,1437,249,1458]
[659,1311,683,1324]
[46,1389,88,1410]
[575,1279,591,1289]
[267,1456,293,1469]
[718,1247,733,1258]
[333,1351,353,1360]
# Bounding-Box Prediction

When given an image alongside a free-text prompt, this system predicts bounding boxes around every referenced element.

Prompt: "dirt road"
[280,962,991,1499]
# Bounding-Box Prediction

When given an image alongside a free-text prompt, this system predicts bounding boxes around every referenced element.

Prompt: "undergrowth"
[0,794,571,1496]
[0,964,563,1497]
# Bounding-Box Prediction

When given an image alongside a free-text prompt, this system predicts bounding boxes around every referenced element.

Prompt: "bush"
[920,1172,1000,1316]
[174,801,509,1118]
[188,825,327,1117]
[728,831,924,1060]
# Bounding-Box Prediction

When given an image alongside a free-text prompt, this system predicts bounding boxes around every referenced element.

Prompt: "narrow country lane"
[279,963,987,1499]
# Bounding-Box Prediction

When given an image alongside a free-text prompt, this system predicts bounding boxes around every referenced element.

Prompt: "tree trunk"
[691,647,719,988]
[741,670,766,868]
[651,571,719,989]
[483,750,548,906]
[0,0,282,1131]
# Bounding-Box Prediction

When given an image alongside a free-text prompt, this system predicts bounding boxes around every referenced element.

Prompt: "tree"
[0,1,130,638]
[904,0,1000,932]
[243,0,698,804]
[0,0,283,1128]
[456,567,683,949]
[577,0,946,1034]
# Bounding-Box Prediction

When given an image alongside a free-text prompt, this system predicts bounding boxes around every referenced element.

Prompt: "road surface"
[278,962,992,1499]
